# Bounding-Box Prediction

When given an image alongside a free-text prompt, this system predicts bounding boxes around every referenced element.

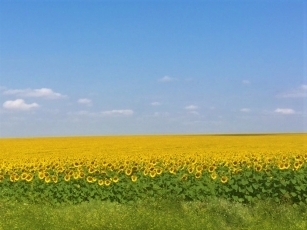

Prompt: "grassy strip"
[0,198,306,230]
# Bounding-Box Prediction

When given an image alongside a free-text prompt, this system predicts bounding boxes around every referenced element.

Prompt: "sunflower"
[52,175,58,183]
[156,167,163,175]
[195,171,202,179]
[195,165,203,173]
[169,166,176,174]
[105,179,111,186]
[125,168,132,176]
[131,175,138,182]
[284,162,290,169]
[98,179,104,186]
[278,162,285,170]
[0,174,4,182]
[187,166,194,174]
[293,162,301,170]
[210,172,217,180]
[221,176,228,183]
[86,176,94,183]
[143,168,149,176]
[79,172,85,178]
[38,171,45,180]
[255,164,262,172]
[112,175,119,183]
[21,172,28,180]
[150,170,157,178]
[88,167,95,174]
[45,176,51,183]
[9,174,16,182]
[64,174,71,182]
[208,166,215,173]
[73,171,79,180]
[24,173,33,182]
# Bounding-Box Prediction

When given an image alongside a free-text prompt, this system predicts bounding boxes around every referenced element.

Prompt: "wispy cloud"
[274,108,296,115]
[185,105,199,110]
[3,88,66,99]
[242,80,250,85]
[3,99,39,111]
[240,108,251,112]
[101,109,134,116]
[277,84,307,98]
[151,102,161,106]
[78,98,92,106]
[158,76,175,82]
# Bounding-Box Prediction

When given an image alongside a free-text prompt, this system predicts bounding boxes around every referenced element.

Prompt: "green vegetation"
[0,198,306,230]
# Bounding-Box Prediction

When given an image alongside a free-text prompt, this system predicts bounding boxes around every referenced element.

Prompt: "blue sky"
[0,0,306,137]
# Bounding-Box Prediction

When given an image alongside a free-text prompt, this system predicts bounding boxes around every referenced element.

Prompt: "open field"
[0,134,307,204]
[0,134,307,229]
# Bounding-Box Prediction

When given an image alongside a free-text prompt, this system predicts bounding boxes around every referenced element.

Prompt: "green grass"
[0,198,306,230]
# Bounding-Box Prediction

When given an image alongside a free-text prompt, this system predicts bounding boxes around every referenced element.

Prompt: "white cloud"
[240,108,251,112]
[274,108,296,115]
[185,105,198,110]
[101,109,134,116]
[278,84,307,98]
[3,99,39,111]
[153,112,169,117]
[3,88,66,99]
[188,111,199,115]
[242,80,250,85]
[151,102,161,106]
[78,98,92,106]
[158,76,175,82]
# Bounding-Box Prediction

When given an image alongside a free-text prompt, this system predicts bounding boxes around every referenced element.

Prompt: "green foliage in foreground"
[1,164,307,205]
[0,198,306,230]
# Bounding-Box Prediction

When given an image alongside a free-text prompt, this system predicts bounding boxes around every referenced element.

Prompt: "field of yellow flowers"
[0,134,306,205]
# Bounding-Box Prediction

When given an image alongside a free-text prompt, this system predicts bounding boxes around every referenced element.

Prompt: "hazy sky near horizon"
[0,0,307,137]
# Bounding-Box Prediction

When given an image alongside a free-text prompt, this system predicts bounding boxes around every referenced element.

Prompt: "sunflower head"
[150,170,157,178]
[98,179,104,186]
[131,175,137,182]
[105,179,111,186]
[195,171,202,179]
[221,176,228,183]
[112,175,119,183]
[210,172,217,180]
[64,174,71,182]
[125,168,132,176]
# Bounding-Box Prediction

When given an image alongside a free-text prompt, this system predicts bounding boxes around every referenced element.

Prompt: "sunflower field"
[0,134,307,205]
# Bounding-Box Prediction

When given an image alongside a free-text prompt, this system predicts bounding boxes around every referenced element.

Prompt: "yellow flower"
[210,172,217,180]
[86,176,94,183]
[293,162,301,170]
[188,166,194,174]
[221,176,228,183]
[156,167,163,175]
[64,174,71,182]
[98,179,104,186]
[105,179,111,186]
[112,175,119,183]
[195,171,202,179]
[195,165,203,173]
[131,175,137,182]
[52,175,58,183]
[125,168,132,176]
[0,174,5,182]
[21,172,28,180]
[38,171,45,180]
[150,170,157,178]
[255,164,262,172]
[143,168,149,176]
[45,176,51,183]
[208,166,215,173]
